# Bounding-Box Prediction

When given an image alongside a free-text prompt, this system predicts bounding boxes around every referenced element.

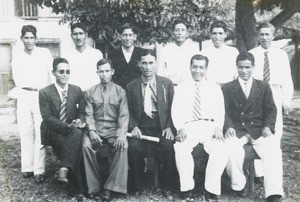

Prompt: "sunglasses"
[57,70,70,74]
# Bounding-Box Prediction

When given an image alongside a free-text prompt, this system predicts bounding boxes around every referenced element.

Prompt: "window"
[15,0,38,18]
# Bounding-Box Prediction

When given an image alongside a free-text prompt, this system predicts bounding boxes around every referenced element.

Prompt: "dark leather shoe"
[266,195,282,202]
[180,190,194,201]
[204,190,219,202]
[100,189,111,202]
[87,193,102,200]
[22,172,34,178]
[56,168,68,184]
[34,174,46,183]
[255,176,264,185]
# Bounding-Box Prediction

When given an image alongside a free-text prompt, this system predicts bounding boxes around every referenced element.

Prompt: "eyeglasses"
[57,70,70,74]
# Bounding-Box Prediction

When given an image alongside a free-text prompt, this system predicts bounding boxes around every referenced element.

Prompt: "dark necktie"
[192,84,202,121]
[59,90,67,122]
[263,51,270,82]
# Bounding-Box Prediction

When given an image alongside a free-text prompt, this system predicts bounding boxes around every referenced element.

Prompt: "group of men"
[10,19,293,202]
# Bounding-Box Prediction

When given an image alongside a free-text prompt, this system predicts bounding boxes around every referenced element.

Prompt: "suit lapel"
[129,47,138,65]
[49,84,61,113]
[156,76,165,119]
[118,48,128,64]
[134,78,144,110]
[66,85,76,118]
[244,80,262,110]
[230,79,247,105]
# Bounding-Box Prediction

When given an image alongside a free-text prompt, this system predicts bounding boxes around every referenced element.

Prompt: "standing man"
[64,22,103,91]
[157,19,199,86]
[39,58,86,199]
[126,49,177,195]
[172,54,228,201]
[200,20,239,85]
[11,25,52,183]
[249,22,294,179]
[223,52,283,202]
[83,59,129,201]
[108,23,143,89]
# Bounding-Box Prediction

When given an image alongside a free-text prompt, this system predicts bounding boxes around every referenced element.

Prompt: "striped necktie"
[192,84,202,121]
[263,51,270,82]
[60,90,67,122]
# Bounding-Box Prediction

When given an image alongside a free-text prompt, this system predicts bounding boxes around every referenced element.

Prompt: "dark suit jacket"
[39,84,85,146]
[222,79,277,139]
[108,46,143,89]
[126,75,175,132]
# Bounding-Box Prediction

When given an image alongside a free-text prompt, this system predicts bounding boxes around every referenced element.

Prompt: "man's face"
[21,32,37,52]
[211,27,227,48]
[138,54,156,78]
[97,63,114,84]
[173,23,189,43]
[237,59,254,81]
[71,27,87,48]
[120,28,137,48]
[190,59,207,82]
[258,27,274,49]
[52,63,70,86]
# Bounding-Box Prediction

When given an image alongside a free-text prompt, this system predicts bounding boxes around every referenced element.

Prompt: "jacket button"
[242,123,245,126]
[241,112,244,115]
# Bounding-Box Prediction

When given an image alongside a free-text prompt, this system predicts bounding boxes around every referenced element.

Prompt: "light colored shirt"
[122,46,134,63]
[85,82,129,138]
[63,46,103,91]
[54,83,69,102]
[141,76,158,112]
[200,44,239,84]
[171,79,225,130]
[238,77,253,99]
[11,46,53,89]
[250,45,294,107]
[157,39,199,85]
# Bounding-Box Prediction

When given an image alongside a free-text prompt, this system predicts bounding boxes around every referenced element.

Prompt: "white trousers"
[174,121,228,195]
[255,85,283,177]
[226,135,283,198]
[17,90,45,174]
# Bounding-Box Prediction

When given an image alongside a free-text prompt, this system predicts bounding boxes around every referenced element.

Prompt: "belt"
[22,87,38,91]
[173,84,178,86]
[198,118,214,122]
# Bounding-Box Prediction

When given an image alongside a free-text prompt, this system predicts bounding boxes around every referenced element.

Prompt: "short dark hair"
[118,23,137,34]
[190,54,209,67]
[257,22,275,34]
[53,58,69,71]
[21,25,37,37]
[236,52,255,66]
[172,19,189,30]
[210,20,227,32]
[96,59,114,70]
[138,49,156,61]
[70,22,87,33]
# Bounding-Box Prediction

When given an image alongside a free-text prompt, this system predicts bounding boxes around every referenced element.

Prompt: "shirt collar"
[54,82,68,93]
[238,77,253,86]
[141,75,156,86]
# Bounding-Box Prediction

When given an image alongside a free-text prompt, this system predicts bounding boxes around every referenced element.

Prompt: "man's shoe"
[87,193,102,200]
[266,195,282,202]
[22,172,34,178]
[255,176,264,185]
[180,190,194,201]
[100,189,111,202]
[34,174,46,183]
[56,167,68,184]
[75,193,86,202]
[204,190,219,202]
[233,174,248,197]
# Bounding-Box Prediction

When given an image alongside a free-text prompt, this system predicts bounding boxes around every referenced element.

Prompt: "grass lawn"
[1,109,300,202]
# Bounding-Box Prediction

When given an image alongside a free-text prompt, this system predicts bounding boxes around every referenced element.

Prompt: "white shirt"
[11,47,53,89]
[238,77,253,99]
[157,39,199,85]
[171,79,225,130]
[63,46,103,91]
[54,83,68,102]
[122,46,134,63]
[200,44,239,84]
[250,45,294,107]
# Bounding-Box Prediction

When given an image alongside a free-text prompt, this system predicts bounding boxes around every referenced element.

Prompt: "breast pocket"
[109,100,120,118]
[92,102,104,117]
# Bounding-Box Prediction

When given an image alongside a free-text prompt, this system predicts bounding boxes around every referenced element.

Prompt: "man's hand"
[89,130,103,148]
[114,136,127,151]
[162,127,174,140]
[225,127,236,139]
[69,119,84,128]
[262,127,272,138]
[212,127,224,141]
[175,128,187,142]
[283,105,290,116]
[131,126,142,139]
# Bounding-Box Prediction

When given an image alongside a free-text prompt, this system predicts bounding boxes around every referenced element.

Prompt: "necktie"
[60,90,67,122]
[144,82,152,117]
[192,84,202,121]
[263,51,270,82]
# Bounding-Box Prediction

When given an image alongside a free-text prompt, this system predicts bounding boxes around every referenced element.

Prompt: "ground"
[0,95,300,202]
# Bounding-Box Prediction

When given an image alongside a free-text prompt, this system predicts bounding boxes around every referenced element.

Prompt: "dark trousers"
[50,128,85,196]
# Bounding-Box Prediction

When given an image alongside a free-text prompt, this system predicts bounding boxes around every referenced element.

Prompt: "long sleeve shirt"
[85,82,129,139]
[171,79,225,131]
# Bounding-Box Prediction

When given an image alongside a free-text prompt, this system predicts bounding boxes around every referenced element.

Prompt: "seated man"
[39,58,86,199]
[223,52,283,202]
[83,59,129,201]
[126,49,177,195]
[171,54,228,201]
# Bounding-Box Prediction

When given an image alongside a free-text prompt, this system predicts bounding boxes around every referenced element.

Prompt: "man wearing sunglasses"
[39,58,86,200]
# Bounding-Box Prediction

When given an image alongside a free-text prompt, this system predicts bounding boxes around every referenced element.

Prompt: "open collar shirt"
[122,46,134,63]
